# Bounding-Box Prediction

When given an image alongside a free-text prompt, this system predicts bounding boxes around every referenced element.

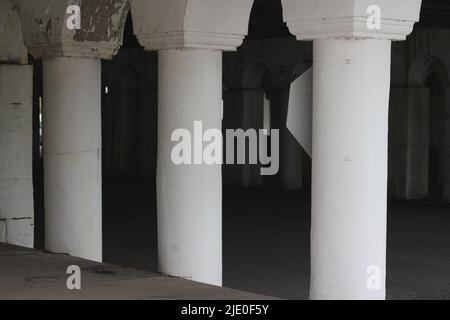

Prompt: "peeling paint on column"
[33,5,53,41]
[74,0,129,44]
[16,0,129,59]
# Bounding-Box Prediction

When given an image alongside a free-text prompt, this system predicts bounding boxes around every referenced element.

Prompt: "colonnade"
[0,0,423,299]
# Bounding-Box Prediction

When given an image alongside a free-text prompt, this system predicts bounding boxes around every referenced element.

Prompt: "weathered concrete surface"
[17,0,129,59]
[0,64,34,248]
[0,243,276,300]
[0,0,28,64]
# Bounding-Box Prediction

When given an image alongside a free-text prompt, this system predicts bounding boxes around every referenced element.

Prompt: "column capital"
[129,0,254,51]
[16,0,129,60]
[282,0,422,41]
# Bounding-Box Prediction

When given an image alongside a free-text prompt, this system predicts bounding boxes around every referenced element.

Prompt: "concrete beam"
[282,0,422,41]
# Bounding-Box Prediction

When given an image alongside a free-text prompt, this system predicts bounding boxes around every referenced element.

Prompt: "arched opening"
[220,0,312,299]
[101,11,158,271]
[407,56,450,201]
[425,72,446,199]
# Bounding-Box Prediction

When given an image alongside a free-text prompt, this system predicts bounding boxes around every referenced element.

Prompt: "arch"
[407,55,450,201]
[408,56,450,88]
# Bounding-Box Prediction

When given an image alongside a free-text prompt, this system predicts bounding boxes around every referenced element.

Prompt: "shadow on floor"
[102,177,450,300]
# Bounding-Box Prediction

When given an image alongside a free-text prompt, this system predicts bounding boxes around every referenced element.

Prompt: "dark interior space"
[426,72,446,199]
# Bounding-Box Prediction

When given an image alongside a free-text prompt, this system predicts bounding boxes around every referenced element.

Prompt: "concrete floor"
[102,178,450,300]
[0,243,273,300]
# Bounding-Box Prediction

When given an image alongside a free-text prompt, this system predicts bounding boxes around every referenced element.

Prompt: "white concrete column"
[17,0,129,261]
[281,0,422,300]
[43,57,102,262]
[157,49,222,285]
[311,39,391,299]
[0,0,34,248]
[0,64,34,248]
[130,0,254,285]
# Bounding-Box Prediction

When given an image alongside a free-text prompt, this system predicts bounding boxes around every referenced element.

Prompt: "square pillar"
[0,64,34,248]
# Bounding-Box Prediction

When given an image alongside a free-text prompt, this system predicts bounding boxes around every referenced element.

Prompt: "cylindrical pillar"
[310,39,391,300]
[43,57,102,262]
[157,49,222,286]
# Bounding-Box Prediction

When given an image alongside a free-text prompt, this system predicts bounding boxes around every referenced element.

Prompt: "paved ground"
[101,179,450,300]
[0,243,274,300]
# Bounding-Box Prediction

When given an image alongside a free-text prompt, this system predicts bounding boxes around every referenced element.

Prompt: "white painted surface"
[43,57,102,262]
[0,64,34,248]
[157,49,222,286]
[310,39,391,300]
[130,0,254,51]
[282,0,422,41]
[281,0,422,300]
[287,67,312,157]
